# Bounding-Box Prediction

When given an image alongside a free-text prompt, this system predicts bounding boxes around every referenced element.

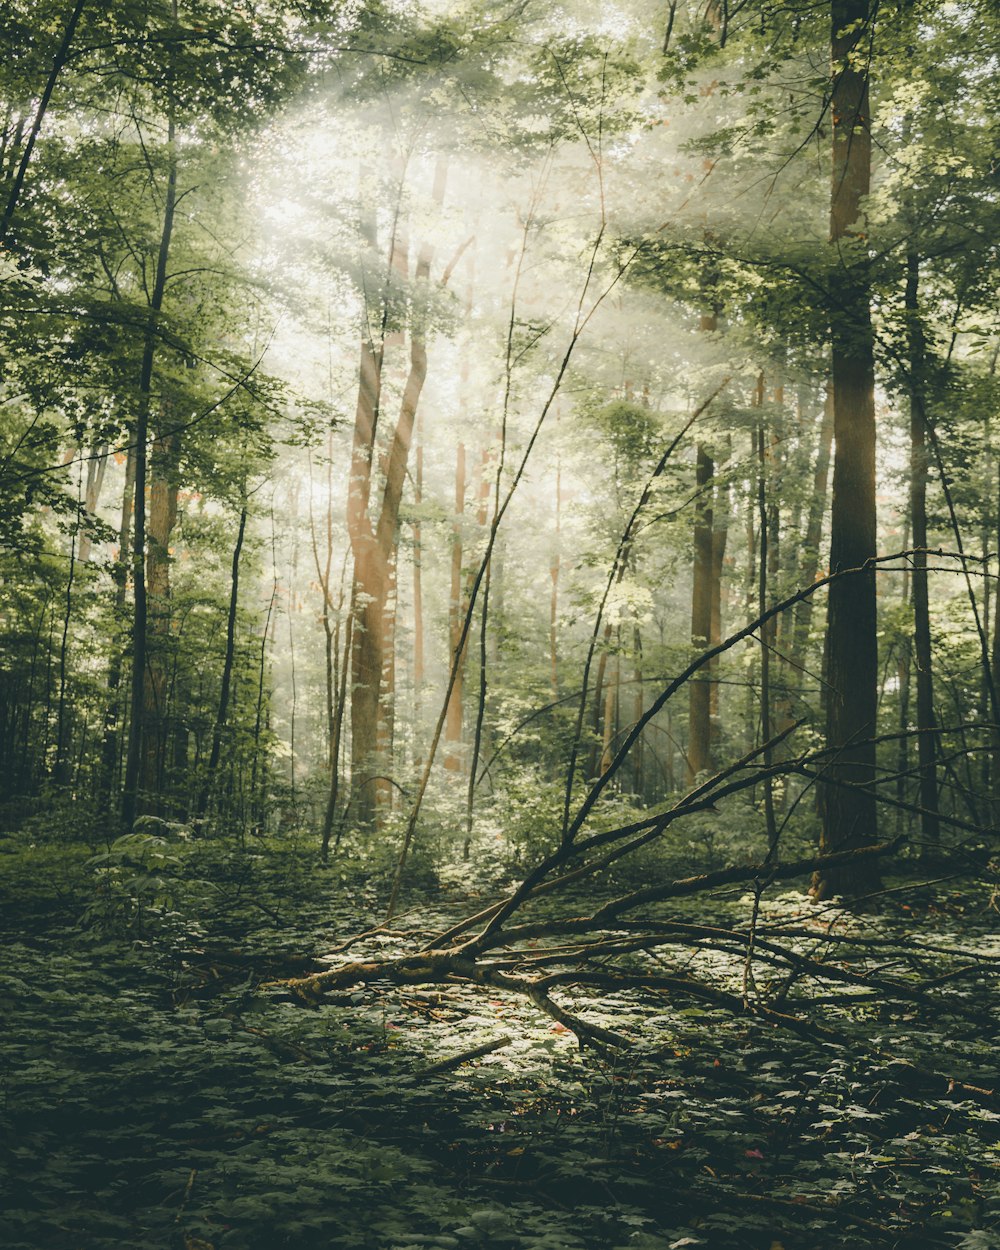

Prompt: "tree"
[813,0,881,899]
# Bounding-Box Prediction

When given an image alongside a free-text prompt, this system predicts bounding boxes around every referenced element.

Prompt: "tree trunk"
[100,448,136,813]
[905,251,940,848]
[444,441,468,771]
[122,115,177,829]
[77,444,108,564]
[197,505,247,819]
[688,444,714,781]
[349,158,445,823]
[139,430,179,812]
[814,0,881,899]
[550,460,562,698]
[791,385,835,673]
[412,412,425,729]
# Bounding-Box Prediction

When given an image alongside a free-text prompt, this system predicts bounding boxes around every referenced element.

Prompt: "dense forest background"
[1,2,998,1248]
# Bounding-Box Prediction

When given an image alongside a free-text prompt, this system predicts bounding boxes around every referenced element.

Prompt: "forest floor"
[1,828,998,1250]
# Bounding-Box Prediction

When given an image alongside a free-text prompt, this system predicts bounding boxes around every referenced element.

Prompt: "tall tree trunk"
[444,441,468,771]
[631,621,644,795]
[77,444,108,564]
[52,477,80,785]
[197,505,247,819]
[757,413,778,848]
[905,250,940,848]
[350,157,445,823]
[347,326,385,828]
[139,430,178,812]
[709,458,728,739]
[100,448,136,813]
[814,0,881,899]
[600,640,620,777]
[412,411,425,729]
[688,443,714,781]
[550,459,562,698]
[791,385,835,673]
[122,115,177,829]
[375,551,398,818]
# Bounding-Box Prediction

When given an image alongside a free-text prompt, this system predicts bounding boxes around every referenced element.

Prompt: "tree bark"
[444,441,468,771]
[905,250,940,848]
[814,0,881,899]
[122,115,177,829]
[791,385,834,673]
[197,505,247,819]
[688,443,714,781]
[139,429,179,811]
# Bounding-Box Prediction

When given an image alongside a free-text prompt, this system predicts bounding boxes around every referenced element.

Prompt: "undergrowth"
[0,828,997,1250]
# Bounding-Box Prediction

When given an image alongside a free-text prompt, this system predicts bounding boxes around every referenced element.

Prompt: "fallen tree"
[269,558,1000,1100]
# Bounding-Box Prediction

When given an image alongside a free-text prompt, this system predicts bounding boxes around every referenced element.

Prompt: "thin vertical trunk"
[53,480,80,785]
[100,448,136,813]
[346,168,389,829]
[688,443,714,781]
[444,441,468,771]
[349,157,444,825]
[814,0,881,899]
[757,412,777,849]
[550,460,562,698]
[791,384,835,671]
[600,640,620,777]
[412,412,425,724]
[896,518,911,835]
[77,444,108,564]
[197,505,247,819]
[375,552,397,817]
[251,510,279,832]
[139,430,179,810]
[709,470,728,733]
[122,111,177,829]
[906,250,940,847]
[631,622,643,795]
[322,587,352,858]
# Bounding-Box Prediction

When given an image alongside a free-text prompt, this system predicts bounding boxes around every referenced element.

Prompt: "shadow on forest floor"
[1,832,998,1250]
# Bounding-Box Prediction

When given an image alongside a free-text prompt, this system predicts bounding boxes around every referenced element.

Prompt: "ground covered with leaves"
[1,830,998,1250]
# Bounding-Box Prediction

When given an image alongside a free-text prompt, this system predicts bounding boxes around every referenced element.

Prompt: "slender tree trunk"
[631,621,643,795]
[791,385,835,672]
[100,449,136,813]
[77,444,108,564]
[197,505,247,819]
[600,640,620,777]
[688,443,714,781]
[814,0,881,899]
[896,519,911,836]
[550,459,562,698]
[251,511,279,833]
[350,157,445,823]
[122,115,177,829]
[375,551,398,818]
[53,478,80,785]
[322,588,352,858]
[139,430,179,811]
[757,413,778,848]
[444,441,468,771]
[905,251,940,848]
[709,464,728,737]
[412,411,425,728]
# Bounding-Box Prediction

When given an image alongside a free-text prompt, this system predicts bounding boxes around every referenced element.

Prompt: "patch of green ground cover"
[1,836,998,1250]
